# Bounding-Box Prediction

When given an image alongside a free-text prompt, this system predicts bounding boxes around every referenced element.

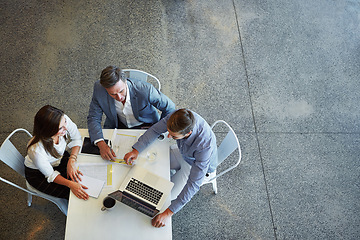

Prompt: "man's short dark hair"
[167,109,195,135]
[100,65,126,88]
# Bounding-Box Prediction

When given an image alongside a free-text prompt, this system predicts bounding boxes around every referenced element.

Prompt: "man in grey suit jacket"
[87,65,176,160]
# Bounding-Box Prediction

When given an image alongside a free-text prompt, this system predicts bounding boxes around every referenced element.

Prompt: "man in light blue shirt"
[124,109,217,228]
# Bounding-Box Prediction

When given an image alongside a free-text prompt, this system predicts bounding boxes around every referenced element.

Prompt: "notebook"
[107,165,174,217]
[79,175,105,199]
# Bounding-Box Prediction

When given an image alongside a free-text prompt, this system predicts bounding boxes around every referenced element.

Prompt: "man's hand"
[124,149,139,165]
[97,140,116,161]
[151,208,174,228]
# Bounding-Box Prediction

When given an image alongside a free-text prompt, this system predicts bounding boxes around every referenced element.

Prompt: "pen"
[110,159,134,165]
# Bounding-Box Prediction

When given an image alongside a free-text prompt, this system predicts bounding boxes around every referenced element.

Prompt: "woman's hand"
[67,157,83,182]
[69,181,89,200]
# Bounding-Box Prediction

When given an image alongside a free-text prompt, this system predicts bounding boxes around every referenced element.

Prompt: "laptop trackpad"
[144,172,159,186]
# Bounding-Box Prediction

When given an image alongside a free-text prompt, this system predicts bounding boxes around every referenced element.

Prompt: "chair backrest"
[0,128,68,215]
[0,128,32,177]
[211,120,242,179]
[122,69,161,91]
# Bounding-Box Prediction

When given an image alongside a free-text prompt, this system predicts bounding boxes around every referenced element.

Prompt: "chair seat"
[26,182,68,215]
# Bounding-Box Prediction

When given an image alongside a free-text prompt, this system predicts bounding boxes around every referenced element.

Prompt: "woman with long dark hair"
[24,105,89,200]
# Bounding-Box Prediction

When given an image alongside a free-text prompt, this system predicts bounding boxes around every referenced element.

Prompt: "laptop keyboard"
[126,178,163,205]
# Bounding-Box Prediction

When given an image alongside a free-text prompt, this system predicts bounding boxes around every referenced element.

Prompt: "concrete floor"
[0,0,359,239]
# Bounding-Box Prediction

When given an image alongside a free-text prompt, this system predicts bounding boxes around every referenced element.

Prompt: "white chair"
[122,69,161,91]
[0,128,68,215]
[201,120,242,194]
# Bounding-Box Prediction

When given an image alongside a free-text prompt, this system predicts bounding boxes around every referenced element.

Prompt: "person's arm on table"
[29,142,89,200]
[151,208,174,228]
[87,95,105,143]
[168,147,212,216]
[123,148,139,165]
[97,140,116,161]
[124,116,170,164]
[87,86,117,161]
[87,82,117,159]
[54,174,89,200]
[65,116,84,181]
[66,146,84,182]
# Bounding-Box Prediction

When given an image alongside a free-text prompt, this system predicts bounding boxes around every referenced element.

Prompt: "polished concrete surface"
[0,0,359,239]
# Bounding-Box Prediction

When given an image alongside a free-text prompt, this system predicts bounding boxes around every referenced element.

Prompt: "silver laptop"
[108,165,174,217]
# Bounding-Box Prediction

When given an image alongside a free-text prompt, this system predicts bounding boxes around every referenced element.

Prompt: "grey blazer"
[87,78,175,142]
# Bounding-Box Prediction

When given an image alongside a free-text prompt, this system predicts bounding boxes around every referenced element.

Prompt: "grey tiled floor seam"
[232,0,278,239]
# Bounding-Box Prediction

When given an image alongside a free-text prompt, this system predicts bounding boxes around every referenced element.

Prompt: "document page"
[78,163,113,186]
[79,175,105,199]
[111,132,138,164]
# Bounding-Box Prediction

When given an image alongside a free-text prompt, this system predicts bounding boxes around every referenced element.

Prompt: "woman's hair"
[100,65,126,88]
[167,109,195,135]
[27,105,65,158]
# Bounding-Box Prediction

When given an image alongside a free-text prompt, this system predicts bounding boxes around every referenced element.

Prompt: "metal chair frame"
[201,120,242,194]
[0,128,68,215]
[122,69,161,91]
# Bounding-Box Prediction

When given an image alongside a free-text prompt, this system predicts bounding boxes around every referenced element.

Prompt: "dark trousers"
[25,152,71,199]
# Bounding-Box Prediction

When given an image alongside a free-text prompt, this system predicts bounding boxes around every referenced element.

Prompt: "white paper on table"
[111,132,138,161]
[78,163,112,186]
[79,175,105,199]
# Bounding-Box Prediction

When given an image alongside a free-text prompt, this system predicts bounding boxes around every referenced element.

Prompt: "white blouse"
[24,115,82,183]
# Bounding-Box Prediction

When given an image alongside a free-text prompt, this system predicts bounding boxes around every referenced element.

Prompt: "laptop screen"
[108,190,159,217]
